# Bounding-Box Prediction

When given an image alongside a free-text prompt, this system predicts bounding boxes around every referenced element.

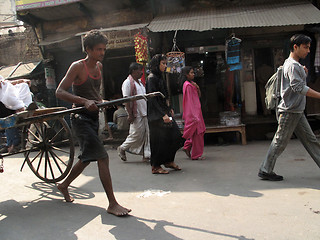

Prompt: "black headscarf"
[149,54,167,76]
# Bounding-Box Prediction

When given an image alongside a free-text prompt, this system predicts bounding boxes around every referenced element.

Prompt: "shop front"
[147,1,320,140]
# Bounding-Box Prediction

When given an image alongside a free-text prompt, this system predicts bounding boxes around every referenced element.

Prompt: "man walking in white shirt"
[117,62,150,162]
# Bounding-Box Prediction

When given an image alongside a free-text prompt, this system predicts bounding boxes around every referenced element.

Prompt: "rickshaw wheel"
[21,117,74,183]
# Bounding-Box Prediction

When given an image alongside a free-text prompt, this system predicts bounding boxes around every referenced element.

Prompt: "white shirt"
[121,76,147,117]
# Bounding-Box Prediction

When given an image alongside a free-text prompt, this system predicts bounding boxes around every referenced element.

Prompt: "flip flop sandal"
[164,163,181,171]
[152,168,169,174]
[117,146,127,161]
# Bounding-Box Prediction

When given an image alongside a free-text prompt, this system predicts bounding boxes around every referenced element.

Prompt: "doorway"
[254,48,274,115]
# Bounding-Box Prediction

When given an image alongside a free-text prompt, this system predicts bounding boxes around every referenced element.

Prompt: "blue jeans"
[5,127,20,147]
[260,112,320,173]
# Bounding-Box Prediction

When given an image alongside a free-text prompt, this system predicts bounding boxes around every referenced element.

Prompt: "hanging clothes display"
[225,35,242,107]
[226,36,242,71]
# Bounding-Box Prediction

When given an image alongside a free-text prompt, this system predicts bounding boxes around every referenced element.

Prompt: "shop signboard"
[105,29,138,49]
[15,0,80,11]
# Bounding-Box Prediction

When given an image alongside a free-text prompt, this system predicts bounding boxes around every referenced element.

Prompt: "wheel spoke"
[49,126,64,143]
[30,150,42,164]
[45,150,55,180]
[44,150,48,179]
[42,123,47,141]
[48,149,64,174]
[20,150,31,171]
[34,123,44,140]
[50,119,58,130]
[36,151,44,172]
[49,149,68,167]
[27,125,42,142]
[51,146,70,154]
[51,139,70,145]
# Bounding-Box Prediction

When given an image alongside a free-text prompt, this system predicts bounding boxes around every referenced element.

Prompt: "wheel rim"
[22,118,74,183]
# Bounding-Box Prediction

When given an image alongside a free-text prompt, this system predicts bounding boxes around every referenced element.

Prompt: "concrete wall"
[41,9,152,42]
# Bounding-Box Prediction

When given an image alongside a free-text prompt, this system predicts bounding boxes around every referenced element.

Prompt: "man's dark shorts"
[71,113,108,162]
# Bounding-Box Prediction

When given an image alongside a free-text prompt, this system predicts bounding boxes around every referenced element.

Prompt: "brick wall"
[0,25,42,66]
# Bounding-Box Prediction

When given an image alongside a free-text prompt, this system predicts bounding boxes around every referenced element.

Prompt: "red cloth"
[224,69,235,111]
[182,81,206,140]
[141,67,146,86]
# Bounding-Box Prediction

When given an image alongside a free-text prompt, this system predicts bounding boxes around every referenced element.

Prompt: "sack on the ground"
[265,66,283,110]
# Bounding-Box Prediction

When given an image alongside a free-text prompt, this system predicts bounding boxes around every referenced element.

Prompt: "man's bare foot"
[57,183,74,202]
[107,204,131,216]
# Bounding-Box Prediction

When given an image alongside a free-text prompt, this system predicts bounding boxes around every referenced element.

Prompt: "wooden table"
[204,124,247,145]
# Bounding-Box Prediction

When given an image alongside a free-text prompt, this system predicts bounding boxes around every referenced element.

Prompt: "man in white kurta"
[0,76,34,153]
[117,63,150,161]
[0,75,33,111]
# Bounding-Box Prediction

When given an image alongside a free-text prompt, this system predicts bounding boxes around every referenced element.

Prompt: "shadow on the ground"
[25,182,95,202]
[77,142,320,199]
[106,216,254,240]
[0,199,253,240]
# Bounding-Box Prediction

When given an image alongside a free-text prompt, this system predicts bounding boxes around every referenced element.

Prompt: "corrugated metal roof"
[148,1,320,32]
[0,61,42,80]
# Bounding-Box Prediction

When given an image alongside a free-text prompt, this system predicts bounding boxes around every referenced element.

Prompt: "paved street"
[0,139,319,240]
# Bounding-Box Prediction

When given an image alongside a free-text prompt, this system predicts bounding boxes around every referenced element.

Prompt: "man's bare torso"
[72,60,102,85]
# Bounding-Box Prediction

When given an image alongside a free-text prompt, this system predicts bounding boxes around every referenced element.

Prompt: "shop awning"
[148,1,320,32]
[75,23,149,37]
[38,35,75,46]
[0,61,42,80]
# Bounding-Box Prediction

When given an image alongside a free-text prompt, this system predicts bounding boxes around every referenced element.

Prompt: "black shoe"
[258,171,283,181]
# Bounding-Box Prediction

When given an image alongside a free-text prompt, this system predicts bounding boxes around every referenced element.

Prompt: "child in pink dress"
[180,66,206,160]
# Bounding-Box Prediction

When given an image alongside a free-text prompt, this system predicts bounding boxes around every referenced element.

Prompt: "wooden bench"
[205,124,247,145]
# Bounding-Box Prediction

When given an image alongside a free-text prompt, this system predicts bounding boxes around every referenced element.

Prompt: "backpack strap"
[275,66,283,121]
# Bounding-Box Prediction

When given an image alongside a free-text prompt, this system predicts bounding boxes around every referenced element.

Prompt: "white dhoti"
[120,116,150,158]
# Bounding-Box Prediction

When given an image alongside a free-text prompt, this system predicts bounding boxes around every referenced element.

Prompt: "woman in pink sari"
[180,66,206,160]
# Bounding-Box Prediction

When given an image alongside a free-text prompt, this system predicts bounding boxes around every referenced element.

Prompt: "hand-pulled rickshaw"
[0,92,163,183]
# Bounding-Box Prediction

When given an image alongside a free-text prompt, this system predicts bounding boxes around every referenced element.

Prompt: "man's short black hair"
[83,30,108,51]
[289,34,311,52]
[128,62,143,75]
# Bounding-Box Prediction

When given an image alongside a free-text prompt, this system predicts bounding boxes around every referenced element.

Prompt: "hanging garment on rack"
[226,37,242,71]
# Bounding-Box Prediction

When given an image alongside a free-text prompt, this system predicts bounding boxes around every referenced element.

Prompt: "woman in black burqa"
[146,54,185,174]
